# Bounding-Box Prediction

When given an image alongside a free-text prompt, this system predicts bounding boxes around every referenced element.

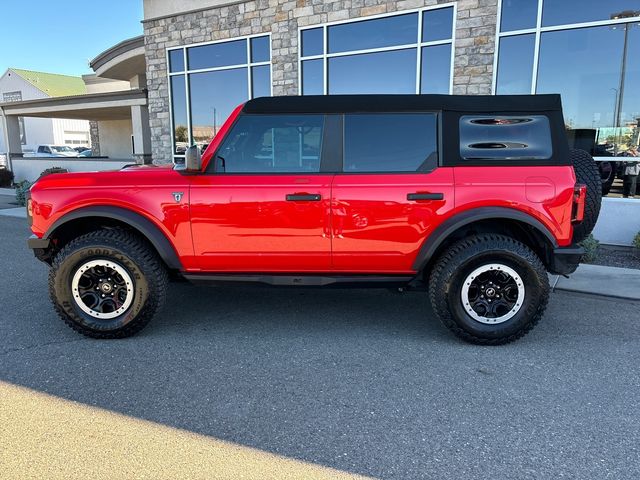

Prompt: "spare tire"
[571,149,601,243]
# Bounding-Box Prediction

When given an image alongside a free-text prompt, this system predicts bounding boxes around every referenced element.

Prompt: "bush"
[0,168,14,187]
[39,167,68,178]
[15,180,33,207]
[633,232,640,255]
[579,234,600,263]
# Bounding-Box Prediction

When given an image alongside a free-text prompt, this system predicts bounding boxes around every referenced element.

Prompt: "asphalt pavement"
[1,215,639,479]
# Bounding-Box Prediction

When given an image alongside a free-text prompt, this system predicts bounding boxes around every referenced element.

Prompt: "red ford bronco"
[27,95,601,344]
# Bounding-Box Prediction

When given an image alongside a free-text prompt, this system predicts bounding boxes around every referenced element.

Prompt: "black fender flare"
[45,206,183,270]
[412,207,559,271]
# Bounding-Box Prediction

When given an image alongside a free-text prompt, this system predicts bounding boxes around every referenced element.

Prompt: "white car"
[34,145,79,157]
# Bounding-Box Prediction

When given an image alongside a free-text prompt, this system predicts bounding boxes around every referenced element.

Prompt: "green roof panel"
[10,68,86,98]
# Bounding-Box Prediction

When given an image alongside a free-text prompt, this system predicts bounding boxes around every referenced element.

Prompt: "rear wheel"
[429,234,549,345]
[49,229,168,338]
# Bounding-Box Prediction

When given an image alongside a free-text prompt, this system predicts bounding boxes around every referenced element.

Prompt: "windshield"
[51,146,75,153]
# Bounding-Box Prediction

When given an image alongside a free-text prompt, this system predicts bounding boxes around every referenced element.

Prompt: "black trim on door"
[319,114,343,173]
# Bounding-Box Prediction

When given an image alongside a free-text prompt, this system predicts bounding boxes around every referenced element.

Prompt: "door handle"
[407,192,444,201]
[286,193,322,201]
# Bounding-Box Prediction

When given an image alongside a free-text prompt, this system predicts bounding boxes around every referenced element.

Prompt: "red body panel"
[452,166,576,247]
[330,170,455,273]
[187,174,332,272]
[30,165,194,264]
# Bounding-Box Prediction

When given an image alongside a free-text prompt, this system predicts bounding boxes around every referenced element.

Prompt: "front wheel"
[428,234,550,345]
[49,229,168,338]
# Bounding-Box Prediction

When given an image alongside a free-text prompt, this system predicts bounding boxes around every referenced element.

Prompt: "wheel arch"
[414,207,559,274]
[44,206,183,271]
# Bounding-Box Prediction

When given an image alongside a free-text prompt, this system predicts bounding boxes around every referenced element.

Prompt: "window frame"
[166,33,273,161]
[297,4,457,96]
[492,0,640,163]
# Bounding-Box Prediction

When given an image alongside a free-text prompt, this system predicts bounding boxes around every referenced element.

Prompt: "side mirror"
[184,145,202,171]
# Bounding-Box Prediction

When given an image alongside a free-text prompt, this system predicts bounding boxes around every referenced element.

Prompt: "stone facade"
[143,0,498,164]
[89,121,100,156]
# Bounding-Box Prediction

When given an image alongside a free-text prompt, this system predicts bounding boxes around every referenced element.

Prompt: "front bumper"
[27,235,52,263]
[547,245,584,276]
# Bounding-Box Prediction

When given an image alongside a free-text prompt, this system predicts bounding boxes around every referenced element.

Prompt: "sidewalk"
[551,264,640,301]
[0,187,15,196]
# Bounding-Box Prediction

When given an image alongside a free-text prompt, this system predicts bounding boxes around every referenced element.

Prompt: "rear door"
[190,113,333,272]
[331,113,455,273]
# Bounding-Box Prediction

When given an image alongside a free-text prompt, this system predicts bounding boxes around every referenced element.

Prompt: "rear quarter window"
[459,115,552,161]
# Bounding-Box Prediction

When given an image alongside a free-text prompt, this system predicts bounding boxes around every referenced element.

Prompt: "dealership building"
[1,0,639,243]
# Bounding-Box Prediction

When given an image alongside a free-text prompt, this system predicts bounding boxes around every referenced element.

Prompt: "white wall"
[143,0,229,19]
[11,158,133,183]
[98,119,133,159]
[52,118,91,146]
[592,198,640,246]
[0,70,90,153]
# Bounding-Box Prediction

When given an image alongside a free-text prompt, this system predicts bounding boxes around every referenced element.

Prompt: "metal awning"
[0,89,147,120]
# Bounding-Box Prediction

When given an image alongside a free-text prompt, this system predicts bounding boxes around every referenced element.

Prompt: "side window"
[215,114,324,173]
[343,113,438,172]
[37,146,46,153]
[459,115,552,161]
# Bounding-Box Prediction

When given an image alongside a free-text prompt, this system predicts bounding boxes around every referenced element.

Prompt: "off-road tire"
[571,148,601,243]
[429,234,550,345]
[49,229,168,338]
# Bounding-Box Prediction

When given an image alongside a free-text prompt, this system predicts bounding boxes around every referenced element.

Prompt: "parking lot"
[1,214,639,479]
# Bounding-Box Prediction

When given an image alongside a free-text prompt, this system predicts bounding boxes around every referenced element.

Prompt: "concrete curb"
[550,264,640,301]
[0,207,26,219]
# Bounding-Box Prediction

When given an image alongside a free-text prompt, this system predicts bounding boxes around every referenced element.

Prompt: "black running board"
[182,273,416,288]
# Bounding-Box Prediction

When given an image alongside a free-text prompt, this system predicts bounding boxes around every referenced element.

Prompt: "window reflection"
[328,49,417,94]
[344,114,438,172]
[187,40,247,70]
[500,0,538,32]
[252,65,271,98]
[496,34,535,94]
[302,59,323,95]
[250,36,270,63]
[328,13,418,53]
[169,50,184,73]
[302,28,323,57]
[170,75,188,154]
[421,44,451,94]
[542,0,640,28]
[189,69,248,148]
[422,7,454,42]
[168,35,271,156]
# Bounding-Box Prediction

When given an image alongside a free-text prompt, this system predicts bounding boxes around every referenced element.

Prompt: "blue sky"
[0,0,143,77]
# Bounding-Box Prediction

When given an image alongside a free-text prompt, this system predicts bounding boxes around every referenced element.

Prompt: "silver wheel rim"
[460,263,525,325]
[71,259,134,319]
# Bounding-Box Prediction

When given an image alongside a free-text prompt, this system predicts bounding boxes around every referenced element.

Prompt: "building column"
[131,105,152,164]
[1,114,23,170]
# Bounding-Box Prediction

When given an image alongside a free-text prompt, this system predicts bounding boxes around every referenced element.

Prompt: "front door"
[331,113,455,273]
[190,113,332,272]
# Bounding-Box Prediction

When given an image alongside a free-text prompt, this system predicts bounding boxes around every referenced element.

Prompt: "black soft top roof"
[242,94,563,115]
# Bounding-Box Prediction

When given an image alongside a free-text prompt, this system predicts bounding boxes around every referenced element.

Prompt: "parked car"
[77,149,93,157]
[26,94,601,344]
[73,146,91,154]
[33,145,79,157]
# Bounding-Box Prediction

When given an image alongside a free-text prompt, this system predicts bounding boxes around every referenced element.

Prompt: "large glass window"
[300,5,455,95]
[168,35,271,160]
[344,114,438,172]
[495,1,640,199]
[214,115,324,173]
